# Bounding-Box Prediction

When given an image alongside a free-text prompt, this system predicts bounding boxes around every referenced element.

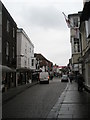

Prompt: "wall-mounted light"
[17,54,24,57]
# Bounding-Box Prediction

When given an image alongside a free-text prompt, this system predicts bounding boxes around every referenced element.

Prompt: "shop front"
[0,65,16,92]
[16,68,31,86]
[83,49,90,91]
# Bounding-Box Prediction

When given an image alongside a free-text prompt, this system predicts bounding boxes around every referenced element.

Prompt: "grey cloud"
[22,5,65,30]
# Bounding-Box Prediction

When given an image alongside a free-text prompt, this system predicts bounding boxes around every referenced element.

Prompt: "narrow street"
[2,78,67,118]
[1,0,90,120]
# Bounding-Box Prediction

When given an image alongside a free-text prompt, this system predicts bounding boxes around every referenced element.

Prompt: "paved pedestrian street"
[47,81,90,119]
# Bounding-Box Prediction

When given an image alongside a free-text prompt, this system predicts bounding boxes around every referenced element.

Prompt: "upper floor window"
[13,27,15,38]
[73,17,78,27]
[32,59,34,66]
[25,43,27,54]
[28,58,30,66]
[6,42,9,61]
[6,42,9,56]
[30,48,31,53]
[74,38,80,53]
[0,37,1,53]
[12,46,15,59]
[25,60,27,67]
[7,20,10,32]
[0,12,2,25]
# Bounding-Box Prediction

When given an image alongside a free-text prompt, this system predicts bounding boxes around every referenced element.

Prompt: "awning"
[16,67,31,72]
[0,65,16,72]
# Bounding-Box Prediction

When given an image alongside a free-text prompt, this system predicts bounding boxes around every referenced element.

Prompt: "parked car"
[39,71,49,84]
[61,75,69,82]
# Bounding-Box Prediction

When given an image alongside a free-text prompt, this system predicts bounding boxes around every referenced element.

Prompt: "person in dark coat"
[77,73,85,91]
[69,72,73,83]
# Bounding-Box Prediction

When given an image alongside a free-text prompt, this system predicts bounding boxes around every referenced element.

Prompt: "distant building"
[16,28,36,85]
[53,65,67,76]
[0,1,17,90]
[34,53,53,72]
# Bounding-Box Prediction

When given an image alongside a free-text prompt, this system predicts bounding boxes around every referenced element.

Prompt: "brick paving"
[47,81,90,119]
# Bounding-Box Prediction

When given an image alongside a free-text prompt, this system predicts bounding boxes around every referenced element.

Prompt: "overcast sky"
[1,0,83,66]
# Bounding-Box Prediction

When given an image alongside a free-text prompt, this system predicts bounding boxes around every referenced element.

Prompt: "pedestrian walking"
[77,73,85,92]
[69,72,73,83]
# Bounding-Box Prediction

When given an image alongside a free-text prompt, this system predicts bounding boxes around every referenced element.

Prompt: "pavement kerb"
[2,81,39,104]
[47,83,70,118]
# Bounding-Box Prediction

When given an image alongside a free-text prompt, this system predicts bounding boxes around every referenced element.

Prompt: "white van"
[39,71,49,84]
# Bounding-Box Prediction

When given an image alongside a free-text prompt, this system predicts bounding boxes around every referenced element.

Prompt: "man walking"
[77,73,85,91]
[69,72,73,83]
